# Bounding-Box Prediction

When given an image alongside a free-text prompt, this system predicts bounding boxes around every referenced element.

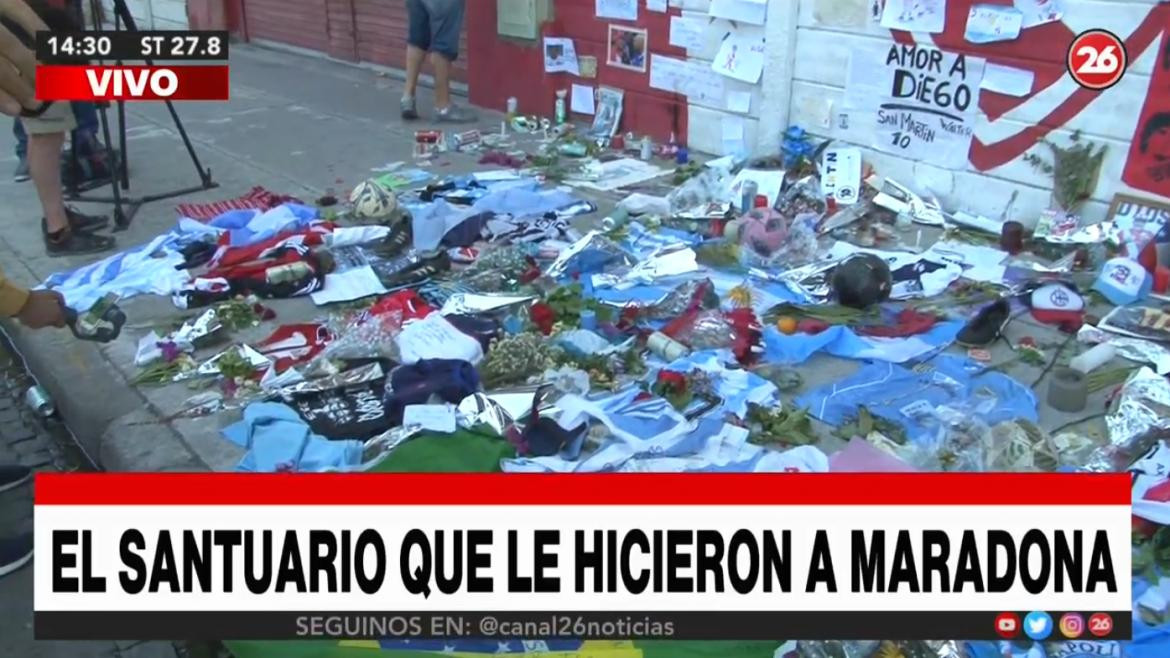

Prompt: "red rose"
[656,370,688,392]
[530,302,556,335]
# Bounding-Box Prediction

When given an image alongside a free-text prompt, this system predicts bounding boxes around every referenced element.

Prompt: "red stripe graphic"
[34,473,1131,506]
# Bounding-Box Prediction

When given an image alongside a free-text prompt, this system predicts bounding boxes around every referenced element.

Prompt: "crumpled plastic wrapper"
[134,308,224,367]
[537,366,591,396]
[667,163,735,214]
[1083,367,1170,472]
[796,641,881,658]
[668,309,739,351]
[272,362,386,400]
[315,308,404,363]
[640,278,721,321]
[1078,324,1170,375]
[461,245,537,292]
[174,344,271,381]
[457,392,519,436]
[592,245,700,289]
[544,230,634,280]
[907,405,994,472]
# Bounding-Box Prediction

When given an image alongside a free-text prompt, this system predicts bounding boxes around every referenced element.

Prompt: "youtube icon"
[995,612,1021,639]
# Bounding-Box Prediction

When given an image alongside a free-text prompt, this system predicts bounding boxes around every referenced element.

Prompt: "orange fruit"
[776,316,799,335]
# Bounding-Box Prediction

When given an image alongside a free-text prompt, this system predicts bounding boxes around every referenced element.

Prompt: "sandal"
[44,227,116,257]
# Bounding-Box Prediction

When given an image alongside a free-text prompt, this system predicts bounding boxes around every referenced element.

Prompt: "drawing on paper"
[608,24,648,72]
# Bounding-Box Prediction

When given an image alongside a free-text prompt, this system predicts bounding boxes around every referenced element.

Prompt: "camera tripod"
[66,0,218,229]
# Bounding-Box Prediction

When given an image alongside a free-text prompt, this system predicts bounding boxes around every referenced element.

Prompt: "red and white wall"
[469,0,1170,225]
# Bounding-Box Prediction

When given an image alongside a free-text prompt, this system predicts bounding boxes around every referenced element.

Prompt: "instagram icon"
[1059,613,1085,638]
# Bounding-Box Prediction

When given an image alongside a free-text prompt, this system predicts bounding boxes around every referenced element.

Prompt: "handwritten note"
[650,54,725,105]
[396,313,484,365]
[670,16,706,51]
[709,0,767,26]
[403,404,457,433]
[596,0,637,20]
[712,31,765,84]
[881,0,946,34]
[726,90,752,113]
[571,84,596,114]
[965,5,1023,44]
[1014,0,1064,29]
[980,62,1033,97]
[721,118,746,156]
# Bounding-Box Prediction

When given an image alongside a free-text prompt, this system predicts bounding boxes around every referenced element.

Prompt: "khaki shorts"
[20,101,76,135]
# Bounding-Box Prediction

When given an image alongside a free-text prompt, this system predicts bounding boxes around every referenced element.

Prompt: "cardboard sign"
[821,147,862,205]
[1122,30,1170,199]
[843,43,986,170]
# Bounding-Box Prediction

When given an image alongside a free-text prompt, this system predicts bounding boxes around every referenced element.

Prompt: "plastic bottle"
[1069,343,1117,374]
[640,136,653,160]
[506,97,518,121]
[740,180,758,214]
[555,90,567,125]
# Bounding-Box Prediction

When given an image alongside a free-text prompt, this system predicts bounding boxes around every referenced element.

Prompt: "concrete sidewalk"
[0,44,511,473]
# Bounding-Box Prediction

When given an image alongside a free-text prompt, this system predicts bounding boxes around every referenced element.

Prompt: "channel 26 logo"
[1067,29,1128,90]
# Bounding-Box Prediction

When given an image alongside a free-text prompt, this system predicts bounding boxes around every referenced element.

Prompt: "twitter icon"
[1024,611,1053,640]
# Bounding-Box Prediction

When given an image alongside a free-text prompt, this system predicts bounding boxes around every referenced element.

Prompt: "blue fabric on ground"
[223,402,363,472]
[797,354,1038,444]
[763,321,963,365]
[202,203,319,246]
[663,349,779,418]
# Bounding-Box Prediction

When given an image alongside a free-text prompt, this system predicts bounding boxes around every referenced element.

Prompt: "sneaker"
[0,533,33,579]
[956,299,1012,347]
[44,227,116,257]
[401,97,419,121]
[436,104,477,124]
[377,250,451,290]
[372,218,413,258]
[48,207,109,233]
[0,465,32,494]
[13,158,29,182]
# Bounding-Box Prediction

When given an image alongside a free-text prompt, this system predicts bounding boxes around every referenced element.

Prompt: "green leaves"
[745,404,817,446]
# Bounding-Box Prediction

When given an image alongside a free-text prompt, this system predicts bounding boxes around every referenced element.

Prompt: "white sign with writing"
[843,43,986,170]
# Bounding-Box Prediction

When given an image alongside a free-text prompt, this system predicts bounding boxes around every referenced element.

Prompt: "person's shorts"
[21,102,76,135]
[407,0,464,61]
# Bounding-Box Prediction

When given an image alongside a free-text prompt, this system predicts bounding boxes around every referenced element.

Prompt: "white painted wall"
[678,0,1165,227]
[98,0,189,30]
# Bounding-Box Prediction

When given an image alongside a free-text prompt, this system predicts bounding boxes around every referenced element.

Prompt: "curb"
[0,317,209,473]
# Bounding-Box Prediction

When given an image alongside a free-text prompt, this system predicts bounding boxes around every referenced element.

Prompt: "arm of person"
[0,265,31,317]
[0,265,67,329]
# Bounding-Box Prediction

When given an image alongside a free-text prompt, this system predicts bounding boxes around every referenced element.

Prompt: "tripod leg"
[95,102,129,230]
[111,0,214,189]
[163,100,213,187]
[117,100,128,190]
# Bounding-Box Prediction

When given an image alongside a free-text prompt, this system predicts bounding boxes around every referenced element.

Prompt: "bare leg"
[404,45,427,99]
[431,53,452,110]
[27,132,69,233]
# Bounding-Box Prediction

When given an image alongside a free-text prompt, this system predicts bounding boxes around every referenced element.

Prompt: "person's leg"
[428,0,474,122]
[21,103,114,255]
[402,0,431,120]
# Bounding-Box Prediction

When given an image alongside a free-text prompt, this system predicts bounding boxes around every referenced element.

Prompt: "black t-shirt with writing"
[288,378,393,440]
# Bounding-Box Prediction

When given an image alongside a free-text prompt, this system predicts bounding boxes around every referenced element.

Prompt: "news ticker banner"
[35,473,1132,642]
[34,30,229,101]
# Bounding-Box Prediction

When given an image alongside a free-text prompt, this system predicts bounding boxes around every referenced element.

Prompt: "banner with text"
[34,473,1131,641]
[842,43,986,170]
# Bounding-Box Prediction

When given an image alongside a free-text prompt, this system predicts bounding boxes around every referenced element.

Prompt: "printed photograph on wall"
[608,24,648,72]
